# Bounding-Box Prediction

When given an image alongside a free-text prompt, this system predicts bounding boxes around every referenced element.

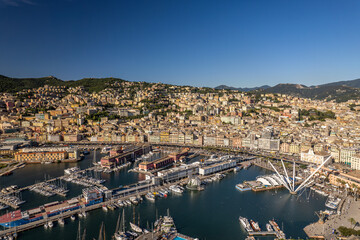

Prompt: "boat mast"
[97,222,104,240]
[115,213,121,233]
[133,206,136,224]
[122,209,126,232]
[77,221,81,240]
[138,212,140,226]
[81,228,86,240]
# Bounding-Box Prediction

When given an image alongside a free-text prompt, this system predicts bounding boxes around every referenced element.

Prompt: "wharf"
[0,198,19,209]
[3,166,99,196]
[0,179,186,237]
[304,196,360,239]
[30,183,67,197]
[0,162,24,177]
[248,231,276,236]
[251,185,284,192]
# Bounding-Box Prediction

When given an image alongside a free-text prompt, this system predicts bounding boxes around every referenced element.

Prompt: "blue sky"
[1,0,360,87]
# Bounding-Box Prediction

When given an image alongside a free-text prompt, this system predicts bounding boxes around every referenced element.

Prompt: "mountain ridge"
[2,74,360,102]
[215,78,360,102]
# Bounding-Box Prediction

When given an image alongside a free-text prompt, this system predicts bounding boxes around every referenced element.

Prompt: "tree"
[349,218,356,229]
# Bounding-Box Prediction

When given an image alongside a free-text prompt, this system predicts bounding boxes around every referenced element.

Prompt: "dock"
[0,162,25,177]
[0,198,19,209]
[248,231,277,236]
[0,178,186,237]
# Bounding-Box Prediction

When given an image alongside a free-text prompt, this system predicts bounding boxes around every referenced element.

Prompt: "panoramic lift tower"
[268,156,331,195]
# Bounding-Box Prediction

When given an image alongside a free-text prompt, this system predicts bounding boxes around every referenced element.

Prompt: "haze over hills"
[2,74,360,102]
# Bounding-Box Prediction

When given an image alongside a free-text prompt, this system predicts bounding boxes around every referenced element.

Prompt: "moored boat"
[145,193,155,202]
[130,222,143,233]
[239,216,253,233]
[250,220,260,232]
[58,218,64,226]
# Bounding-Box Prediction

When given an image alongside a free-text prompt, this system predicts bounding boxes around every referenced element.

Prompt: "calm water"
[0,152,327,239]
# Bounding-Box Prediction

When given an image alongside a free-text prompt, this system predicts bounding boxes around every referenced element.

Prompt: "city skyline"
[1,0,360,87]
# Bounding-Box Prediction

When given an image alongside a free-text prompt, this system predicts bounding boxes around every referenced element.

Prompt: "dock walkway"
[248,231,276,236]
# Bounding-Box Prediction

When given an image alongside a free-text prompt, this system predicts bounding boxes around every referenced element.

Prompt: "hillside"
[0,75,64,92]
[318,78,360,88]
[0,75,126,93]
[215,77,360,102]
[2,74,360,102]
[264,84,360,102]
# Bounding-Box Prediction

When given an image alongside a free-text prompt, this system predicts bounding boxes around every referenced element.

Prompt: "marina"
[0,150,329,239]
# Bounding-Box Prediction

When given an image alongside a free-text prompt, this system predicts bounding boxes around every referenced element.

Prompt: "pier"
[0,198,20,209]
[248,231,276,236]
[0,179,180,238]
[0,161,240,238]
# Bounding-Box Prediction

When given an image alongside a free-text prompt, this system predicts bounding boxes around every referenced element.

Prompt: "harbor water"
[0,152,327,239]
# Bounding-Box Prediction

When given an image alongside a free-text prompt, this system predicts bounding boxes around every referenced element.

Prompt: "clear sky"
[1,0,360,87]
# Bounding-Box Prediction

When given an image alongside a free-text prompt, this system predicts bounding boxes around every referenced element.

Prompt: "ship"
[145,192,155,202]
[325,196,341,210]
[160,209,176,233]
[169,185,184,194]
[0,187,103,228]
[235,183,252,192]
[266,223,273,232]
[114,210,130,240]
[239,216,253,233]
[64,167,80,175]
[130,208,143,233]
[130,222,142,233]
[269,220,280,231]
[250,220,261,232]
[186,176,203,191]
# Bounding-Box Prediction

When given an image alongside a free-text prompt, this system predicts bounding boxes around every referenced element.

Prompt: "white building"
[301,149,330,165]
[157,162,200,181]
[198,160,236,175]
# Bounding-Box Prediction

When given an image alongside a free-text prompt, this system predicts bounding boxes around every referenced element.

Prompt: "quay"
[0,157,245,237]
[251,185,284,192]
[0,176,193,238]
[304,196,360,239]
[248,231,276,236]
[2,166,99,195]
[0,198,20,209]
[0,162,25,177]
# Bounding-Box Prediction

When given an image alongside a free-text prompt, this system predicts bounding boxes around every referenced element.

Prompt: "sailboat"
[114,209,129,240]
[130,207,143,233]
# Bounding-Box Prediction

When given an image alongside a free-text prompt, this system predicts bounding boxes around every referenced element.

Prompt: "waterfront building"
[139,156,174,171]
[198,160,236,175]
[339,148,357,166]
[350,154,360,170]
[157,162,200,181]
[328,171,360,188]
[300,149,330,165]
[14,147,79,163]
[330,147,340,163]
[101,145,151,168]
